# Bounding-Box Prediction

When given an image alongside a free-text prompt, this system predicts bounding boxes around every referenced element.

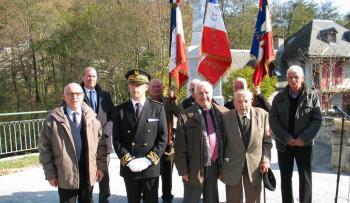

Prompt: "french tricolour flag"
[168,0,188,89]
[198,0,232,85]
[250,0,275,86]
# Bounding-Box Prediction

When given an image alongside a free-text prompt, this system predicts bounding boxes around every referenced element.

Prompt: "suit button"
[132,142,135,146]
[147,129,150,133]
[143,143,148,146]
[127,130,131,133]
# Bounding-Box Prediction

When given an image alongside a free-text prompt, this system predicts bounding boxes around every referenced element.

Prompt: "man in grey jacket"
[38,83,107,203]
[269,65,322,203]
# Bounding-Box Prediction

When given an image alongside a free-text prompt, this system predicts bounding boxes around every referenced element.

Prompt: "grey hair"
[233,77,248,89]
[287,65,304,77]
[190,78,201,86]
[194,81,213,95]
[234,89,253,101]
[83,66,97,76]
[64,83,84,95]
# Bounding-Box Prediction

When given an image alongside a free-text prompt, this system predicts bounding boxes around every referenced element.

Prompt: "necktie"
[242,116,248,129]
[205,110,218,161]
[135,103,141,120]
[89,90,96,112]
[72,112,78,127]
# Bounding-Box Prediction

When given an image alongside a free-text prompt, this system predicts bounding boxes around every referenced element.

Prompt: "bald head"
[64,83,84,111]
[149,78,164,101]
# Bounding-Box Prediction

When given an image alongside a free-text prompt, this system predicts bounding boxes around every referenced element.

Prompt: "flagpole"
[203,0,209,24]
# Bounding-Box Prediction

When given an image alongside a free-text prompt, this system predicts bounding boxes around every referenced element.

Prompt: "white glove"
[127,157,151,172]
[126,159,139,172]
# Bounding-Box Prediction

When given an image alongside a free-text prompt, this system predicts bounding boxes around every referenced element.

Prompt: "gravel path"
[0,141,349,202]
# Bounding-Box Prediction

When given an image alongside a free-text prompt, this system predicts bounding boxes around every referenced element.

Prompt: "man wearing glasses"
[38,83,107,203]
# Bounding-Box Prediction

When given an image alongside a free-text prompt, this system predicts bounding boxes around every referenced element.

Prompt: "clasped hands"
[127,157,152,172]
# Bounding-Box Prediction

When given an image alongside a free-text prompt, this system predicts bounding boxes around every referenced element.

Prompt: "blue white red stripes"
[168,1,188,89]
[250,0,275,86]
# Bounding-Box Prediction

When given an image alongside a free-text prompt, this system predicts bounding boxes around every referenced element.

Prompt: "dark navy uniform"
[113,69,167,203]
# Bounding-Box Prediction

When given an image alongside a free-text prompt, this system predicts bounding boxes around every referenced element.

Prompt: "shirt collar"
[84,87,96,94]
[66,105,82,117]
[131,98,146,108]
[236,109,251,120]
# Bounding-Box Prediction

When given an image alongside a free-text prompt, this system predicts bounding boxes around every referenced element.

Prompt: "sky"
[316,0,350,16]
[271,0,350,17]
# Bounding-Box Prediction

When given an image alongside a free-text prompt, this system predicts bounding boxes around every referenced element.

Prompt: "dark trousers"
[278,146,313,203]
[99,154,110,203]
[124,177,159,203]
[58,178,93,203]
[183,160,219,203]
[160,153,174,202]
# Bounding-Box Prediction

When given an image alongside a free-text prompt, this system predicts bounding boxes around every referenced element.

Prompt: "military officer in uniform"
[113,69,168,203]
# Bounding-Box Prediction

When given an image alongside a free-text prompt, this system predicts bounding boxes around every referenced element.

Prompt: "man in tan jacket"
[221,89,272,203]
[175,81,228,203]
[38,83,107,203]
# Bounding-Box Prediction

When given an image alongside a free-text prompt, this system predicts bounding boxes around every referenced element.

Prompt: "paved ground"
[0,141,349,202]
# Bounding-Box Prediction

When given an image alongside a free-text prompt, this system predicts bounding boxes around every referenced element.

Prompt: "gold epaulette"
[146,151,160,165]
[120,153,133,166]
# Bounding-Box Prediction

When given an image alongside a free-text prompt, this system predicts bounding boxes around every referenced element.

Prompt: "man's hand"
[127,159,139,172]
[182,175,189,182]
[293,137,305,146]
[96,169,104,182]
[49,178,58,187]
[253,86,261,96]
[287,138,296,146]
[260,162,270,174]
[134,157,152,172]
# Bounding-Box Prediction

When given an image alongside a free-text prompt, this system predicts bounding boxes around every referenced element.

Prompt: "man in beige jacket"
[221,89,272,203]
[38,83,107,203]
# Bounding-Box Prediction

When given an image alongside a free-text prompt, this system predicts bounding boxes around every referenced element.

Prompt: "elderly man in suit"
[113,69,167,203]
[38,83,107,203]
[221,89,272,203]
[81,67,114,203]
[175,80,228,203]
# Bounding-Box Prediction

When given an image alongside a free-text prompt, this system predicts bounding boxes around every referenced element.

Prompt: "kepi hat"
[125,69,151,84]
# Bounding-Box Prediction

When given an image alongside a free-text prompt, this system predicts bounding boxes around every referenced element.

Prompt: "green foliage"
[222,66,277,102]
[0,154,39,171]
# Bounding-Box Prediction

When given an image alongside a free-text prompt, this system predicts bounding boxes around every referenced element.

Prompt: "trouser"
[225,170,262,203]
[160,152,174,202]
[183,160,219,203]
[124,177,159,203]
[99,154,110,203]
[58,177,93,203]
[278,146,313,203]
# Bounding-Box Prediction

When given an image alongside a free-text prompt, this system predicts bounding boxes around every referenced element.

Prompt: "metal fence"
[0,111,48,156]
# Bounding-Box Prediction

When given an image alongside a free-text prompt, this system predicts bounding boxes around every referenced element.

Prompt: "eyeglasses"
[66,92,83,96]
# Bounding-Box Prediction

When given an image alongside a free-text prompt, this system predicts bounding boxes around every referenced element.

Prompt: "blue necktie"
[72,112,78,127]
[89,90,96,112]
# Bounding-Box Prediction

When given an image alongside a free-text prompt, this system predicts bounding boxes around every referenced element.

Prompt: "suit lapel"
[247,108,256,151]
[230,110,245,150]
[125,101,137,128]
[134,100,151,135]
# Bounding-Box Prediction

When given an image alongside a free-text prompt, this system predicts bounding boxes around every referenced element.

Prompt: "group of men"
[38,64,322,203]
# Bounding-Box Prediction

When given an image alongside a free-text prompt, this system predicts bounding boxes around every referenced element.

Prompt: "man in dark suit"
[113,69,167,203]
[224,77,270,112]
[149,78,180,203]
[81,67,114,203]
[221,89,272,203]
[181,79,200,110]
[175,81,228,203]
